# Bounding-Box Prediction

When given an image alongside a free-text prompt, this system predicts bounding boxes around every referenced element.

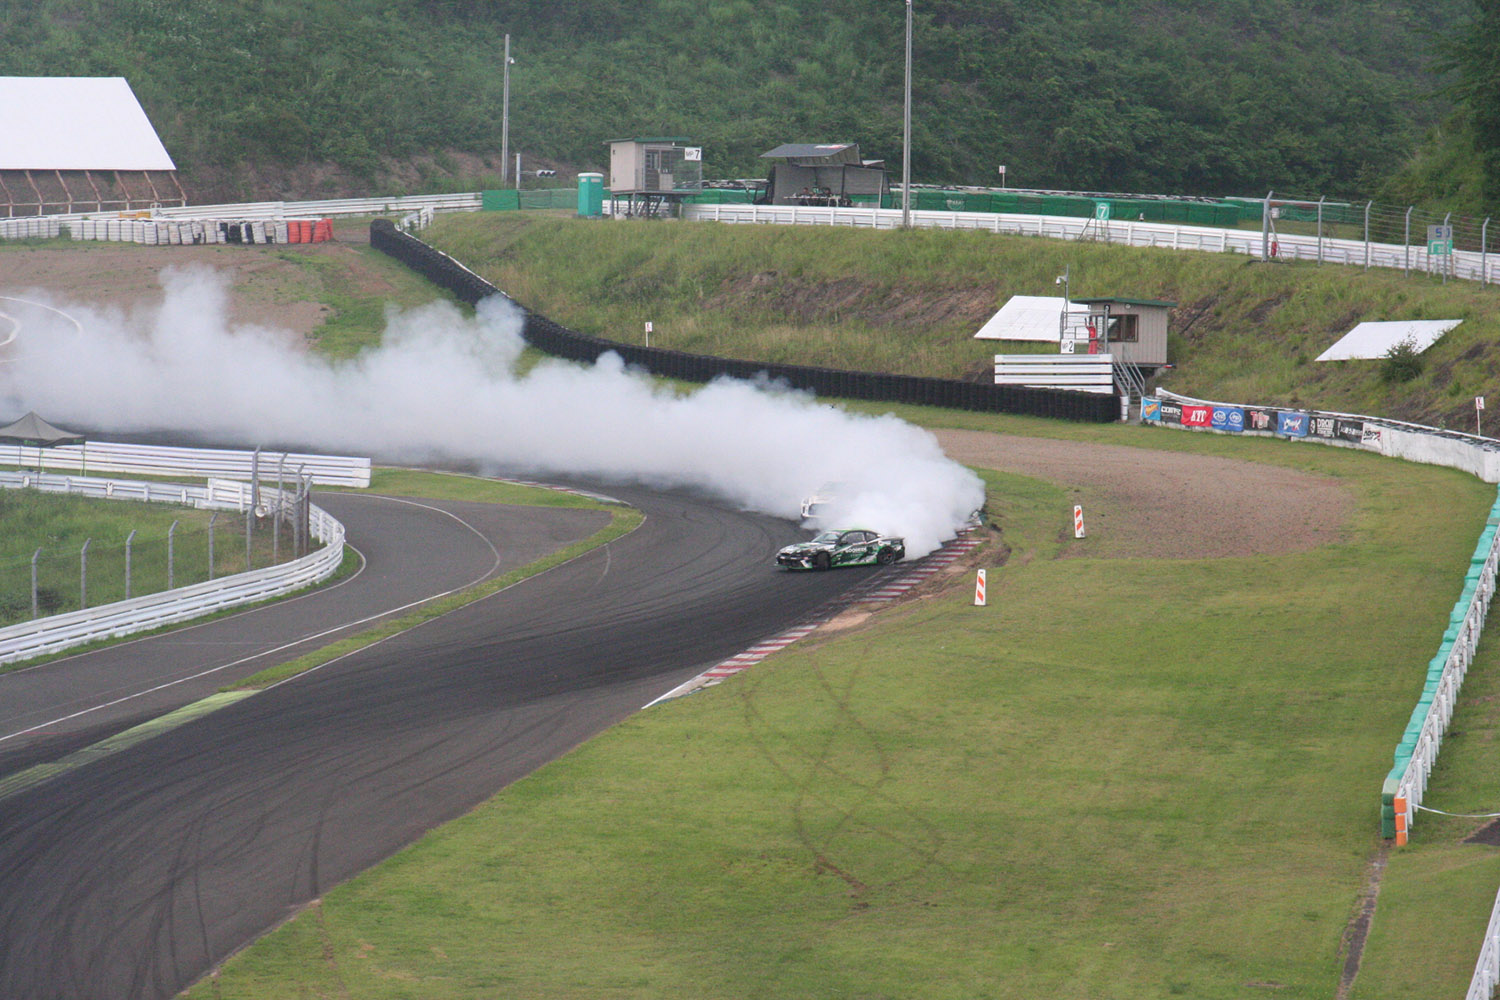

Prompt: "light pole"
[501,34,516,188]
[1056,264,1070,341]
[901,0,913,229]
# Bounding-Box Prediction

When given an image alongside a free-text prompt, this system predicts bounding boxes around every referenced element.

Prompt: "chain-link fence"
[0,477,315,627]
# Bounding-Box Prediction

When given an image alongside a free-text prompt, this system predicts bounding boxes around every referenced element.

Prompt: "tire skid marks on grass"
[646,531,980,707]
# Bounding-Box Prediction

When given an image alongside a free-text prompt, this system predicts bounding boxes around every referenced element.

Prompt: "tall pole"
[901,0,913,229]
[501,34,513,188]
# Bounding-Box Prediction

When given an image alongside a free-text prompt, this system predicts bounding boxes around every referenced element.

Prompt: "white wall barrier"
[0,440,371,488]
[0,472,345,665]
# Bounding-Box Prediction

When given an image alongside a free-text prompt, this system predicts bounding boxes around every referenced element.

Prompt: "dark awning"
[0,411,85,447]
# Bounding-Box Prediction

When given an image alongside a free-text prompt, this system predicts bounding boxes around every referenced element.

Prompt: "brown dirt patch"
[935,428,1352,560]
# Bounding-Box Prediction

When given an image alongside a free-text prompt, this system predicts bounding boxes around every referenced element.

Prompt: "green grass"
[183,413,1497,1000]
[424,212,1500,428]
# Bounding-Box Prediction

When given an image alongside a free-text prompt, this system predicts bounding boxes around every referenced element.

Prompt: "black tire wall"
[369,219,1119,423]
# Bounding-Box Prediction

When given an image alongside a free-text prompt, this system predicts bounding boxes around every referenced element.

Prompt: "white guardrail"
[0,440,371,487]
[0,470,345,665]
[683,203,1500,286]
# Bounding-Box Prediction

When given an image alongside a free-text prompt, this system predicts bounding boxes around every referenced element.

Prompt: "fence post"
[208,512,217,580]
[168,520,178,589]
[1261,190,1273,261]
[1405,206,1413,276]
[31,547,40,619]
[245,499,253,571]
[80,538,90,610]
[1364,201,1372,270]
[1485,217,1492,287]
[125,528,136,599]
[1317,196,1325,263]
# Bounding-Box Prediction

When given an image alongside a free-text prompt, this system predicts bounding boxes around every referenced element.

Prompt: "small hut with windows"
[606,137,704,218]
[1070,297,1174,370]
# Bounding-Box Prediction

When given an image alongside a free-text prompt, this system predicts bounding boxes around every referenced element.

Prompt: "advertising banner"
[1211,406,1245,433]
[1361,425,1384,447]
[1244,407,1278,432]
[1310,415,1339,439]
[1335,419,1365,443]
[1182,404,1213,427]
[1277,411,1310,437]
[1158,401,1183,425]
[1141,397,1162,422]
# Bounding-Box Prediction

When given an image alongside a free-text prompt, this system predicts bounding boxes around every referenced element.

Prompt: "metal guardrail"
[0,472,345,665]
[684,203,1500,287]
[1,440,371,488]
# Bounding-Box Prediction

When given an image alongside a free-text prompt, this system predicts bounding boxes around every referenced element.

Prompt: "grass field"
[182,412,1500,1000]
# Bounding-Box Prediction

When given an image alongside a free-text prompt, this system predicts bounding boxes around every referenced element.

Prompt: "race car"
[776,528,905,571]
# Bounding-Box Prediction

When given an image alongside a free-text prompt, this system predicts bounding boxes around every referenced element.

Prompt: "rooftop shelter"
[0,77,184,217]
[759,142,888,207]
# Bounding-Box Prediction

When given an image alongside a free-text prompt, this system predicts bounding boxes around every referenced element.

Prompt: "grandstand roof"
[0,77,175,171]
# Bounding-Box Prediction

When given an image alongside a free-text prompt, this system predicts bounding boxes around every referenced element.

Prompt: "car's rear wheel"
[876,547,897,565]
[813,551,831,571]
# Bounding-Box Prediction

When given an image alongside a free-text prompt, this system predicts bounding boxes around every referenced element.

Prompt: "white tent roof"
[974,295,1081,342]
[1315,320,1461,362]
[0,77,175,171]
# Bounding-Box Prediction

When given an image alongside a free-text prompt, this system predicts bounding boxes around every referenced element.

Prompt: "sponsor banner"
[1244,407,1278,432]
[1310,414,1339,440]
[1159,401,1183,425]
[1277,411,1309,437]
[1211,406,1245,433]
[1361,425,1384,447]
[1141,397,1162,422]
[1335,419,1364,443]
[1182,404,1213,427]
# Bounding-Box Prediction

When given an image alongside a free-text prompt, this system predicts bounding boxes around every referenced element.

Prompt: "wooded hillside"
[0,0,1468,201]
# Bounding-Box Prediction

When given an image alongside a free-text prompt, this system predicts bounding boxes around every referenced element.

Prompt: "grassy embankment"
[427,211,1500,429]
[182,404,1500,1000]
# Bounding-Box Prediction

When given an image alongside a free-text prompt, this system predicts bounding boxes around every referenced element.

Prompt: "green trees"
[1444,0,1500,213]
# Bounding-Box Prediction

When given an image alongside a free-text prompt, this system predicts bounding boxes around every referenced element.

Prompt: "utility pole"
[501,34,514,188]
[901,0,913,229]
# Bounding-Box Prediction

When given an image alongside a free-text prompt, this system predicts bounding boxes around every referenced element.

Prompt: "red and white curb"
[645,530,982,708]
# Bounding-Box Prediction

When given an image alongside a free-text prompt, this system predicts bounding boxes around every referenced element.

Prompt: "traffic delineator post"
[1073,505,1086,539]
[1394,796,1408,845]
[974,568,986,606]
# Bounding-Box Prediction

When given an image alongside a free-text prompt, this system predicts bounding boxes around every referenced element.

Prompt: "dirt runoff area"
[935,428,1351,560]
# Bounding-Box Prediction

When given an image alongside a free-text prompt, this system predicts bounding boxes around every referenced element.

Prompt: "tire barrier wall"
[367,219,1119,423]
[64,217,334,246]
[0,472,345,665]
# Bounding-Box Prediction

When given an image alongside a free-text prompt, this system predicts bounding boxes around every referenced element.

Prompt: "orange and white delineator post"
[974,569,987,606]
[1073,505,1086,539]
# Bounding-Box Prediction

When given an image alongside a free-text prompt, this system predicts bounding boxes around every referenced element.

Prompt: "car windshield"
[811,531,841,544]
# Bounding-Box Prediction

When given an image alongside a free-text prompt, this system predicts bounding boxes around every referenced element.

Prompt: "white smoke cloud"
[1,267,984,556]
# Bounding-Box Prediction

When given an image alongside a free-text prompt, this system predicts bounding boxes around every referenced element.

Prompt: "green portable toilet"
[578,173,604,218]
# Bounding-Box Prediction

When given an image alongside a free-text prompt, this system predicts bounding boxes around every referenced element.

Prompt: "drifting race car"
[776,529,905,571]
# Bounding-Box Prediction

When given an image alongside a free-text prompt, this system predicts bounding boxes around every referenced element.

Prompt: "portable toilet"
[578,172,604,218]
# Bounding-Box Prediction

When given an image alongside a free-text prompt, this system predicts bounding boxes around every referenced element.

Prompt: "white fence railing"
[0,472,345,665]
[1,440,371,488]
[683,203,1500,287]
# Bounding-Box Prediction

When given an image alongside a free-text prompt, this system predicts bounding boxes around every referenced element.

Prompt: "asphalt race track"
[0,483,881,999]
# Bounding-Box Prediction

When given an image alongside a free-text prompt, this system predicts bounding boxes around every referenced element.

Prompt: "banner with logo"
[1158,401,1183,425]
[1335,419,1364,443]
[1142,397,1162,422]
[1244,407,1278,432]
[1211,406,1245,433]
[1310,414,1339,440]
[1182,404,1213,427]
[1277,411,1309,437]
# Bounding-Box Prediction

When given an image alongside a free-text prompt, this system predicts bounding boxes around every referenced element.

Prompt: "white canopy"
[1315,320,1461,362]
[974,295,1084,342]
[0,77,175,171]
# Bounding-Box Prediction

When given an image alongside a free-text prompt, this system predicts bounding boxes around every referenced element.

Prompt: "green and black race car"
[776,529,905,571]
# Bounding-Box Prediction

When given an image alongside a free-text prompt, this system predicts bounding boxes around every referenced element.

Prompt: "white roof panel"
[974,295,1075,342]
[1315,320,1461,362]
[0,77,175,171]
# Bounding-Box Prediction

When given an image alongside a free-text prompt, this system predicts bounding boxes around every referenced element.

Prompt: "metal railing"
[0,440,371,488]
[0,472,344,665]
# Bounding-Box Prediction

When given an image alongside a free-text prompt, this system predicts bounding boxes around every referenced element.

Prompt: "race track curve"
[0,482,882,999]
